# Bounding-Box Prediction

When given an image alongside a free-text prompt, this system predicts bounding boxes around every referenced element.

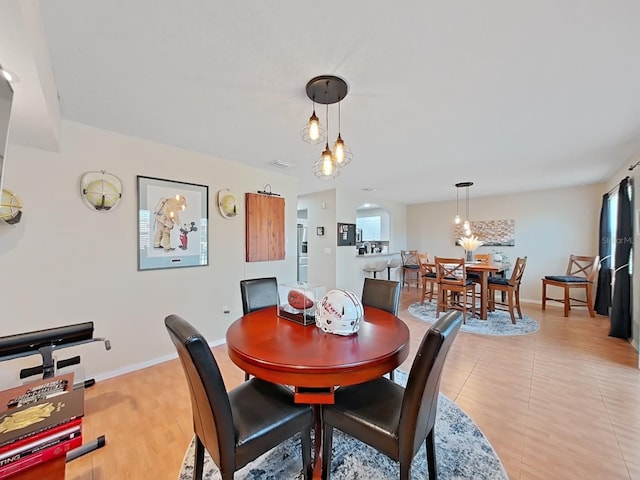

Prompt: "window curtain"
[609,177,633,339]
[594,193,612,315]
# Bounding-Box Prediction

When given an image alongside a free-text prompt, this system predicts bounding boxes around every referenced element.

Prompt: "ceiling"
[3,1,640,204]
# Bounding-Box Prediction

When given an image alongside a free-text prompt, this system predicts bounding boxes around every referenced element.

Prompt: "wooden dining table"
[424,260,508,320]
[464,261,508,320]
[226,305,410,479]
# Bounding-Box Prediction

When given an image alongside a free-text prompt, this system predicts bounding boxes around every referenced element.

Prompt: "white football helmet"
[315,289,364,336]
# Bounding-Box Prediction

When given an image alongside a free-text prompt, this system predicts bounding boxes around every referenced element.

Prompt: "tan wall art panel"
[454,219,515,246]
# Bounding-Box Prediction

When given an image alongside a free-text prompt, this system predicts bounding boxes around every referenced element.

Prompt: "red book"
[0,388,84,448]
[0,434,82,478]
[0,420,81,460]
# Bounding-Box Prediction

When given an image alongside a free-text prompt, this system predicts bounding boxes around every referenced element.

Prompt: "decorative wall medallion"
[218,188,239,219]
[80,171,123,212]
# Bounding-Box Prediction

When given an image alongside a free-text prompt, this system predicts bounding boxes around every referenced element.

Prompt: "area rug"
[178,371,507,479]
[408,301,539,336]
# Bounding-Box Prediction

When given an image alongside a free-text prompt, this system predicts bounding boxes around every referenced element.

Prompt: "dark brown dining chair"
[240,277,279,380]
[164,314,313,480]
[435,256,476,323]
[361,277,401,381]
[541,254,600,317]
[488,256,527,323]
[321,310,463,480]
[401,250,420,288]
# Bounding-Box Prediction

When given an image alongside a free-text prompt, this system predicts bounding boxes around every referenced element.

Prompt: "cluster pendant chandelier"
[454,181,474,236]
[301,75,352,179]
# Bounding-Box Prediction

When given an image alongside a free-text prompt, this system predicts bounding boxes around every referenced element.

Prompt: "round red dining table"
[226,306,410,402]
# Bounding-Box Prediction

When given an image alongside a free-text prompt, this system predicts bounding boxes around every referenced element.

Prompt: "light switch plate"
[324,247,331,255]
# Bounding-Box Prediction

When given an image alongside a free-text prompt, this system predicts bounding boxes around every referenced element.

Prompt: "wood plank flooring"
[65,287,640,480]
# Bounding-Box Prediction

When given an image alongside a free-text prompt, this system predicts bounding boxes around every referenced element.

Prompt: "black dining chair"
[321,310,463,480]
[164,314,313,480]
[361,277,401,381]
[239,277,279,380]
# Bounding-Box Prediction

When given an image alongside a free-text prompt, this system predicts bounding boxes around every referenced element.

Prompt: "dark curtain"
[594,194,612,315]
[609,177,633,339]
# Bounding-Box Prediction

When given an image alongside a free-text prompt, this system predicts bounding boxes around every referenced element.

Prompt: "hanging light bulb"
[308,110,320,141]
[454,186,461,224]
[313,143,340,179]
[300,98,326,145]
[333,100,352,166]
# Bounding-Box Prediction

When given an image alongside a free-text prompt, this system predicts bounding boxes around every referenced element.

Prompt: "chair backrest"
[418,253,435,275]
[474,253,491,264]
[401,250,419,267]
[164,314,235,471]
[565,255,600,282]
[361,278,401,315]
[398,310,463,456]
[508,256,528,286]
[240,277,279,315]
[434,257,467,286]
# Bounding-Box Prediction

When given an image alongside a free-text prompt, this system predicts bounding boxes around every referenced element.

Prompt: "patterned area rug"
[178,371,507,479]
[408,301,540,336]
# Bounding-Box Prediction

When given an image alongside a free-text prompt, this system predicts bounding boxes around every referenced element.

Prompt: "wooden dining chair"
[435,256,476,323]
[361,277,401,381]
[164,314,313,480]
[488,256,527,323]
[321,310,463,480]
[541,254,600,317]
[419,253,438,304]
[239,277,279,380]
[400,250,420,288]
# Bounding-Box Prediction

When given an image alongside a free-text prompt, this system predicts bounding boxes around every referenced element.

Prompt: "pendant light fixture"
[454,182,474,235]
[303,75,352,179]
[300,98,326,145]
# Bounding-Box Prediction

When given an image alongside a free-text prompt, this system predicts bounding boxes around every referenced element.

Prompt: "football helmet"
[315,289,364,336]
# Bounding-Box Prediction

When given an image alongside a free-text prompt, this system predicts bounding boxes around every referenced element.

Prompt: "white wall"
[0,120,299,387]
[407,184,603,303]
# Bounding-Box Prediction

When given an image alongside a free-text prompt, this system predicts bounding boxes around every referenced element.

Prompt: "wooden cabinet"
[245,193,285,262]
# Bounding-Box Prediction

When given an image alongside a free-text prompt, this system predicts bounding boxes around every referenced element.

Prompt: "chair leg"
[563,286,570,317]
[516,287,523,319]
[244,372,250,381]
[586,284,596,317]
[426,428,437,480]
[194,436,205,480]
[541,281,547,310]
[322,424,334,479]
[301,427,312,480]
[508,290,515,324]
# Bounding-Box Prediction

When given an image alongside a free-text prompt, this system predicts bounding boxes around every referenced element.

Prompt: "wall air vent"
[269,160,295,169]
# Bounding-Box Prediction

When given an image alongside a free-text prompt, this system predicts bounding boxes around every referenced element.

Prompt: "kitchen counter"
[355,252,400,258]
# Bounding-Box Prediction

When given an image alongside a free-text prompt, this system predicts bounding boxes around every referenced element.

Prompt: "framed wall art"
[137,175,208,270]
[454,219,515,246]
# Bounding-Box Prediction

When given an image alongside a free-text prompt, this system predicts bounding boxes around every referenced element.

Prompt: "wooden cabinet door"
[245,193,285,262]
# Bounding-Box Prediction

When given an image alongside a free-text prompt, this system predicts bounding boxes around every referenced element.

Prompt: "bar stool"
[363,260,388,278]
[386,257,401,280]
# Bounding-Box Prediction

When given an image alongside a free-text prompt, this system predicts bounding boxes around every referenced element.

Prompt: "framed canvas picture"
[137,175,208,270]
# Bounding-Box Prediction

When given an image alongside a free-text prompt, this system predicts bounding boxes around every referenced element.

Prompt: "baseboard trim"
[91,337,226,383]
